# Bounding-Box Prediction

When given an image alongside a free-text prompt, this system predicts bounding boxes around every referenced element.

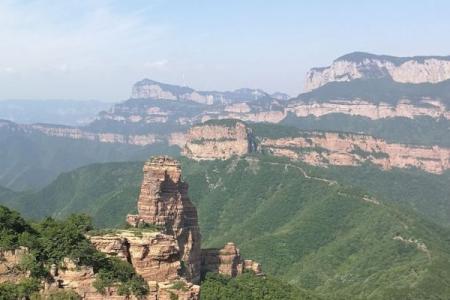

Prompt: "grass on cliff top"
[296,78,450,107]
[200,118,245,128]
[281,112,450,147]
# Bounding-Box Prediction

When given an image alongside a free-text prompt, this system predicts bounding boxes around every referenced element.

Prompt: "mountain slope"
[7,162,143,226]
[4,156,450,299]
[282,113,450,147]
[0,122,179,190]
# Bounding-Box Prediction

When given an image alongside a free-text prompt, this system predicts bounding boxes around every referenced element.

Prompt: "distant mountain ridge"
[335,51,450,65]
[0,99,110,126]
[305,51,450,91]
[131,78,290,105]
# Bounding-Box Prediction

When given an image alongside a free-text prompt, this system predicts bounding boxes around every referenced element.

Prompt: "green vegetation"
[0,126,179,191]
[180,156,450,299]
[0,206,148,298]
[250,122,309,139]
[298,78,450,107]
[282,113,450,147]
[201,118,243,128]
[0,205,35,250]
[93,257,148,297]
[350,146,389,159]
[0,278,41,300]
[190,137,237,144]
[3,155,450,298]
[2,162,143,227]
[310,164,450,228]
[200,272,318,300]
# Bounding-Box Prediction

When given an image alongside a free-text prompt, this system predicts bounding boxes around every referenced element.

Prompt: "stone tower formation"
[127,156,202,283]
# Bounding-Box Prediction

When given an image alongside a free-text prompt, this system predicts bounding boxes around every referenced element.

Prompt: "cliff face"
[131,79,280,105]
[287,99,450,120]
[201,243,262,277]
[123,156,261,285]
[43,257,200,300]
[31,124,159,146]
[126,157,202,283]
[0,248,28,284]
[182,121,256,160]
[90,231,181,282]
[305,52,450,91]
[260,132,450,174]
[179,120,450,174]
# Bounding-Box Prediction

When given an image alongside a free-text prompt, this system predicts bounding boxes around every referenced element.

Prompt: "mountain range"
[1,51,450,299]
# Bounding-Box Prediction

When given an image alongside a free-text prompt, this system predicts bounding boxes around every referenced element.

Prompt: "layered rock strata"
[201,243,262,277]
[0,247,28,284]
[261,132,450,174]
[287,99,450,120]
[126,157,202,283]
[305,52,450,91]
[89,231,181,282]
[182,121,256,160]
[44,258,199,300]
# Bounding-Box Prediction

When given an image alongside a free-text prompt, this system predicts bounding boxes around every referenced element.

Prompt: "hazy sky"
[1,0,450,101]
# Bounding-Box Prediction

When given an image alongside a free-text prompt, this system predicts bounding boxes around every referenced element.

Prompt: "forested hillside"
[3,156,450,299]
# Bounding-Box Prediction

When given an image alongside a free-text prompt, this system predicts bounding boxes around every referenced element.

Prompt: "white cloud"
[1,67,16,73]
[0,0,166,74]
[144,59,169,69]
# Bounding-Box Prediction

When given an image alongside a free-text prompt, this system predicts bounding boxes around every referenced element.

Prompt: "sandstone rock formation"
[201,243,262,277]
[126,156,202,283]
[90,231,181,283]
[182,120,256,160]
[304,52,450,91]
[0,247,28,284]
[260,132,450,174]
[44,257,200,300]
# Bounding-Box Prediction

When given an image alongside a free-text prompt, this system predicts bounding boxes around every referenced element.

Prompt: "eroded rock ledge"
[182,120,256,160]
[183,121,450,175]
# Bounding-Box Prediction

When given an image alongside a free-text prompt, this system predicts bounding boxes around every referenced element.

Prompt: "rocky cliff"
[201,243,262,277]
[126,156,202,283]
[0,248,28,284]
[123,155,261,286]
[131,79,284,105]
[305,52,450,91]
[260,132,450,174]
[287,99,450,120]
[182,120,256,160]
[176,120,450,174]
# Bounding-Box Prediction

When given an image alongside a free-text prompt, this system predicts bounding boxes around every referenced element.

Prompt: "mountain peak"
[130,78,285,105]
[305,52,450,91]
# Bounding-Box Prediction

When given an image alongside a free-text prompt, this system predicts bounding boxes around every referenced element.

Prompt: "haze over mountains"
[1,52,450,299]
[1,52,450,189]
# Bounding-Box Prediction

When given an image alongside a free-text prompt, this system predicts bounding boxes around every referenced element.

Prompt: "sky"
[1,0,450,101]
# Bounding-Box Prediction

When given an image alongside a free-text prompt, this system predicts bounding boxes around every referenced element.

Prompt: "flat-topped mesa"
[127,156,202,283]
[182,119,257,160]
